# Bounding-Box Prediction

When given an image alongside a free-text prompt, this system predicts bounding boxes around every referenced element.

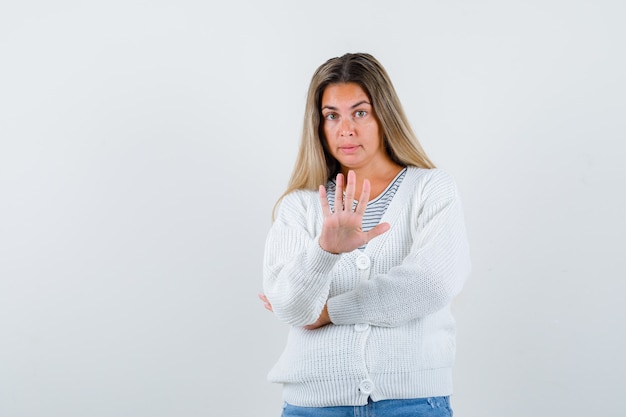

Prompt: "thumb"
[365,222,391,242]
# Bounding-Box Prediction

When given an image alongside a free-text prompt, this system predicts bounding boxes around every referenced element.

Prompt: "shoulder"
[278,188,319,208]
[273,188,320,224]
[404,167,459,198]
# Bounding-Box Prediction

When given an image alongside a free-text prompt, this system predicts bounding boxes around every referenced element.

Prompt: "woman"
[261,53,470,416]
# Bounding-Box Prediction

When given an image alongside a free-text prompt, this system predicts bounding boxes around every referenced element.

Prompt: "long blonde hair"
[274,53,435,218]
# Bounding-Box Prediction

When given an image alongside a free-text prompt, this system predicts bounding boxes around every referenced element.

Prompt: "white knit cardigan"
[263,167,471,407]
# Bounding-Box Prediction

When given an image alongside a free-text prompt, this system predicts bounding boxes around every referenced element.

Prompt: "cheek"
[360,121,380,140]
[323,124,336,143]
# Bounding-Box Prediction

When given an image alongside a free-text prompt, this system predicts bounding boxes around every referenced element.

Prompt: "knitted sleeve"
[327,170,471,327]
[262,191,341,327]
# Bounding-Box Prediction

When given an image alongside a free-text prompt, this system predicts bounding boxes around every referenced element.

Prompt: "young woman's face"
[321,83,386,172]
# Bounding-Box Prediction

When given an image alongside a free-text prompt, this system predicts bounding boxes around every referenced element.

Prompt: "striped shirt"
[326,168,407,248]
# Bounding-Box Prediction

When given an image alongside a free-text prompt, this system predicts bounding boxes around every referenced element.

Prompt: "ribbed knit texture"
[263,167,471,407]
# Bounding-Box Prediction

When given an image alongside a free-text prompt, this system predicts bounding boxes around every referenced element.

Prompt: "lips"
[339,145,360,154]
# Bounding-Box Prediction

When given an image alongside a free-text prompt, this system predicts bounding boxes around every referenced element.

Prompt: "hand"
[303,304,331,330]
[318,170,390,254]
[258,293,273,312]
[258,294,330,330]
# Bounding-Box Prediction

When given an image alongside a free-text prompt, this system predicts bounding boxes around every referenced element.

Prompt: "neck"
[339,160,405,200]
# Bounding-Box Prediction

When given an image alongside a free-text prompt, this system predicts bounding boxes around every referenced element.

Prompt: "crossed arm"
[260,170,390,329]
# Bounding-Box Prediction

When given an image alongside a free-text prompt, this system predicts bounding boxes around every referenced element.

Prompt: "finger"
[335,173,344,211]
[319,185,332,217]
[303,321,320,330]
[258,293,274,312]
[344,170,356,211]
[355,178,371,216]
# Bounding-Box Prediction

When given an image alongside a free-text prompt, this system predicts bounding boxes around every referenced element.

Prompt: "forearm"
[263,236,341,326]
[327,250,470,326]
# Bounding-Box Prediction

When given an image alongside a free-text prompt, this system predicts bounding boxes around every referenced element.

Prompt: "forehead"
[321,82,370,106]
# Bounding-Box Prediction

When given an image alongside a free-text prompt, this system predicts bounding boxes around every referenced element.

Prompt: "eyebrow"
[321,100,372,111]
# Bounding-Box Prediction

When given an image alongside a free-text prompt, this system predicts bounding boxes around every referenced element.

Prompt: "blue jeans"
[282,396,453,417]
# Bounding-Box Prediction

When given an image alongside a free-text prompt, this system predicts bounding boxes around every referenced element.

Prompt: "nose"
[340,118,354,136]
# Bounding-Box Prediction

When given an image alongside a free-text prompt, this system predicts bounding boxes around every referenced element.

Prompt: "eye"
[355,110,367,118]
[324,113,338,121]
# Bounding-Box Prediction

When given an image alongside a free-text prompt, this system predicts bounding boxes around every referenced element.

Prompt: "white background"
[1,1,625,416]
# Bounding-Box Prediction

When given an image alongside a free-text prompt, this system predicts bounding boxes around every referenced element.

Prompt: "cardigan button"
[355,254,371,270]
[354,323,369,332]
[359,379,374,394]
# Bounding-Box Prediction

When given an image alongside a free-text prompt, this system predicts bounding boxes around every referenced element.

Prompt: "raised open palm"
[318,170,390,254]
